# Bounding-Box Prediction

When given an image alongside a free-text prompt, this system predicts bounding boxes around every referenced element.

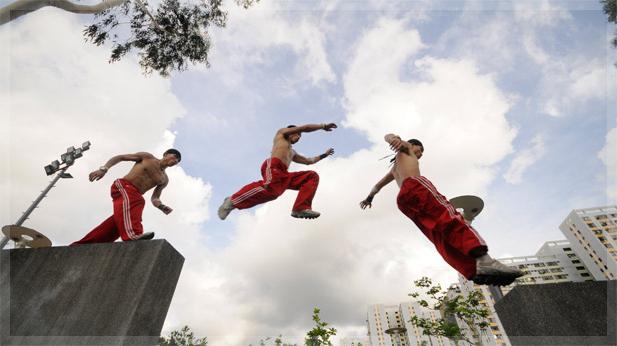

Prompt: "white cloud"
[513,0,572,27]
[539,58,610,117]
[206,1,336,87]
[598,128,617,201]
[503,134,546,184]
[344,18,516,196]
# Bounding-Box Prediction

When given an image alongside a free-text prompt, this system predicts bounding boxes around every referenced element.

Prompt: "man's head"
[408,139,424,159]
[389,138,424,162]
[162,148,181,167]
[285,125,301,144]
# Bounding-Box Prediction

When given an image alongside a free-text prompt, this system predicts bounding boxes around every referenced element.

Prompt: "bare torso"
[123,158,169,194]
[271,133,294,167]
[391,149,421,187]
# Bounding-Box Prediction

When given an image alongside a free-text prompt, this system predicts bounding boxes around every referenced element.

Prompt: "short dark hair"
[284,125,298,139]
[408,139,424,152]
[390,139,424,163]
[164,148,181,162]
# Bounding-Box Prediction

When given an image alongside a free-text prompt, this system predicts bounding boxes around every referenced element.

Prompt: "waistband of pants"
[114,178,141,192]
[265,157,289,171]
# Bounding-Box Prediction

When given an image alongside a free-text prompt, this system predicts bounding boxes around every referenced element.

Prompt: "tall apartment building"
[498,240,593,294]
[367,303,455,346]
[559,205,617,280]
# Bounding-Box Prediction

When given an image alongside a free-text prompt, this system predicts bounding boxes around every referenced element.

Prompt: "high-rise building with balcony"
[559,205,617,280]
[367,303,456,346]
[498,240,593,294]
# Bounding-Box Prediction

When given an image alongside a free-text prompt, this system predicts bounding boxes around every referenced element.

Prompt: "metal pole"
[0,167,68,249]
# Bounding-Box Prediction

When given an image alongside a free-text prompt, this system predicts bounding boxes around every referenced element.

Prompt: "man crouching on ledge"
[72,149,181,245]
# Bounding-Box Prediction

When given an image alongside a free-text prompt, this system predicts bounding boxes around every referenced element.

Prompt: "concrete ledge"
[494,281,616,345]
[1,240,184,345]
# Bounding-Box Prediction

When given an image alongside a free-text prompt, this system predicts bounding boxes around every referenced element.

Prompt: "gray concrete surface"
[1,239,184,345]
[494,280,616,345]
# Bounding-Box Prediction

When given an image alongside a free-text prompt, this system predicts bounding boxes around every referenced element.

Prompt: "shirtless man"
[218,123,337,220]
[360,135,523,286]
[72,149,181,245]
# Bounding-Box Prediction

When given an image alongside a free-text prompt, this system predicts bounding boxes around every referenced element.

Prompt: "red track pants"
[230,157,319,212]
[397,176,488,279]
[72,179,146,245]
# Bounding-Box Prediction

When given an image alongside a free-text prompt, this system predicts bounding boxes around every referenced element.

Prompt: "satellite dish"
[2,225,52,248]
[449,195,484,223]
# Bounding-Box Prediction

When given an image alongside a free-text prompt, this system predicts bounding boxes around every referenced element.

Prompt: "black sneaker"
[472,256,523,286]
[133,232,154,241]
[291,209,321,219]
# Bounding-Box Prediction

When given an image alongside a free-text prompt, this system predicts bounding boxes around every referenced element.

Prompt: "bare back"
[124,158,169,194]
[391,149,421,187]
[271,132,294,167]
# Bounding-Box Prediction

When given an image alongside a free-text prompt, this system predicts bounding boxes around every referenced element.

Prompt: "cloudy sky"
[2,0,616,344]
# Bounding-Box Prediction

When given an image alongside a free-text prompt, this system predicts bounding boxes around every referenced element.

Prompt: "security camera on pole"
[1,141,91,250]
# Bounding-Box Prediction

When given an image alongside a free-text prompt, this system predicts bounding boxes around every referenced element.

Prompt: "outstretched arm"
[385,133,411,154]
[151,181,173,215]
[360,172,395,209]
[89,152,154,182]
[278,123,337,137]
[292,148,335,165]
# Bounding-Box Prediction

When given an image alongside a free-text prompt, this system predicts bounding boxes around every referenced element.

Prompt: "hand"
[158,203,173,215]
[388,136,407,153]
[323,123,337,131]
[89,169,106,182]
[324,148,334,157]
[359,199,372,209]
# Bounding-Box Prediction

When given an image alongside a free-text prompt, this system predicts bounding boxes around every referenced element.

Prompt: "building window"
[563,247,572,251]
[576,266,585,270]
[581,273,591,277]
[572,259,581,264]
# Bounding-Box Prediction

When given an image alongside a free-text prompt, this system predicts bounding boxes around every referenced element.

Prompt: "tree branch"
[0,0,128,25]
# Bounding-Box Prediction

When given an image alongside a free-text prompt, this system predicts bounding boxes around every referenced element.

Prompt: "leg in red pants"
[230,158,290,210]
[397,176,487,279]
[72,179,145,245]
[287,170,319,212]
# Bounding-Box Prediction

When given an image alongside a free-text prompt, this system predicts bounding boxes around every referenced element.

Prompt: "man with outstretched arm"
[359,135,523,286]
[218,123,337,220]
[72,149,181,245]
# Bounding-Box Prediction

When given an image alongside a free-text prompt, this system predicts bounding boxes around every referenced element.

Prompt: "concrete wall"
[1,240,184,345]
[494,281,616,345]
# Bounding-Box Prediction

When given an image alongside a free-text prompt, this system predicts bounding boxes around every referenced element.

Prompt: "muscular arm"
[384,133,410,154]
[359,171,395,209]
[292,148,335,165]
[278,123,337,137]
[151,181,173,215]
[89,152,155,182]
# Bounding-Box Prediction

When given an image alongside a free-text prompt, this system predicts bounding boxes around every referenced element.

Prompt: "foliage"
[602,0,617,47]
[251,335,296,346]
[408,277,490,346]
[304,308,337,346]
[159,325,207,346]
[83,0,258,76]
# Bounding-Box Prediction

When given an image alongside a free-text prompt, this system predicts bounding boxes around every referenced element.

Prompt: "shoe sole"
[291,214,320,219]
[472,274,520,286]
[134,233,154,241]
